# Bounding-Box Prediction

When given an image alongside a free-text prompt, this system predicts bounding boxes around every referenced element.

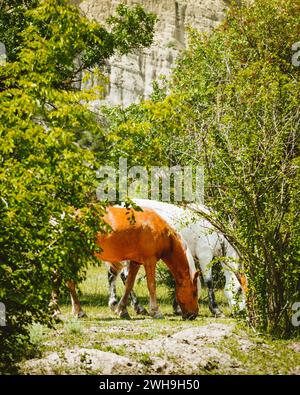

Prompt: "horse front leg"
[120,266,148,315]
[172,298,182,315]
[198,249,223,317]
[115,261,140,319]
[49,290,61,317]
[144,259,164,319]
[66,280,86,318]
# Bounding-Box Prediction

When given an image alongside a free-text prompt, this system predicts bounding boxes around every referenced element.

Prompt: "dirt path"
[21,318,300,375]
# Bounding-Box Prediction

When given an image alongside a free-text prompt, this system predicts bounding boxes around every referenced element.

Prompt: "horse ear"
[193,270,200,284]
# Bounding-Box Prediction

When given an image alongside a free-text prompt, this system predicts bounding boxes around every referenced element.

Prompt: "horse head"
[175,270,200,320]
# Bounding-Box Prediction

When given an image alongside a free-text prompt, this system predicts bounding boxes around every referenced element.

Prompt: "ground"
[20,266,300,375]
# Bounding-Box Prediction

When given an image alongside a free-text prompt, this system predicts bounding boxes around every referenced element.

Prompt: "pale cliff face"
[80,0,227,107]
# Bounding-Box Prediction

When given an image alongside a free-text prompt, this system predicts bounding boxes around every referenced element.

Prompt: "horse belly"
[96,233,151,265]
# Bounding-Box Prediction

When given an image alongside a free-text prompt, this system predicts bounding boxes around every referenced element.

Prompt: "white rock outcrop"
[80,0,228,107]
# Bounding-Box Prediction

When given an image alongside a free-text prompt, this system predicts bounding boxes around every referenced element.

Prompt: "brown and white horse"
[66,206,199,320]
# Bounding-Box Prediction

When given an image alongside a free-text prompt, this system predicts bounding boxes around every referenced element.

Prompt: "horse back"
[95,207,174,263]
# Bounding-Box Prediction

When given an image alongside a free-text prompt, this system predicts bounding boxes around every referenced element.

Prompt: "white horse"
[107,199,247,316]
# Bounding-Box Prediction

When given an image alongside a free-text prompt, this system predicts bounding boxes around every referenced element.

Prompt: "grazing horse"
[107,200,247,317]
[66,206,199,320]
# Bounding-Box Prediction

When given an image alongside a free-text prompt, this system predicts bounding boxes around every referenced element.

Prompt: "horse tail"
[235,272,248,294]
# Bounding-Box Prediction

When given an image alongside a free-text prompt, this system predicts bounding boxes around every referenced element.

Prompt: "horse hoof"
[52,312,63,323]
[109,301,118,312]
[151,311,164,319]
[120,311,131,320]
[214,310,225,318]
[116,309,131,319]
[76,311,87,319]
[173,307,182,316]
[52,309,62,318]
[135,306,148,315]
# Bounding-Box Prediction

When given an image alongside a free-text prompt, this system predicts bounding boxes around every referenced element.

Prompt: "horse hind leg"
[223,270,246,314]
[107,264,119,311]
[66,280,86,318]
[120,267,148,315]
[115,261,140,319]
[49,270,62,317]
[206,279,224,317]
[49,290,61,318]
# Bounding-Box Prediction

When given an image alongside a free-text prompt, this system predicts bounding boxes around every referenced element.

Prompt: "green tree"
[0,0,156,371]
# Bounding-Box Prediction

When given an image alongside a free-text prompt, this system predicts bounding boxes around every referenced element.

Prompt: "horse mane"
[168,231,200,295]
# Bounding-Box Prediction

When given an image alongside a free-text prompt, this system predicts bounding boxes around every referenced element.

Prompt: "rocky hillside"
[80,0,228,106]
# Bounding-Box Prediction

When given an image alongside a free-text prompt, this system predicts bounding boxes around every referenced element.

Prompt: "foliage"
[0,0,156,371]
[0,0,39,62]
[107,3,157,55]
[0,0,156,89]
[101,93,194,167]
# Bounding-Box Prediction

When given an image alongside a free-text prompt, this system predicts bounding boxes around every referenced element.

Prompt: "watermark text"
[0,42,6,66]
[292,41,300,67]
[96,158,204,203]
[0,302,6,326]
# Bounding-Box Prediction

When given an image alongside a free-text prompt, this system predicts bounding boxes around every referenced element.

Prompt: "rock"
[21,322,243,374]
[79,0,228,107]
[237,337,254,352]
[288,342,300,354]
[150,356,170,373]
[172,322,235,342]
[116,322,235,373]
[23,347,141,374]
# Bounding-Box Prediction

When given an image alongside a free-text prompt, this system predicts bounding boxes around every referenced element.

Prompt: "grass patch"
[30,323,46,346]
[217,326,300,374]
[99,345,127,356]
[138,353,153,366]
[64,319,83,335]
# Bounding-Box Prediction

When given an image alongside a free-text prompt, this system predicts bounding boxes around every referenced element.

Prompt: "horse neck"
[164,234,193,286]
